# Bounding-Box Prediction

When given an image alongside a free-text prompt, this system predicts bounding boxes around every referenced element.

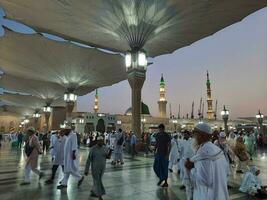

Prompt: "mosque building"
[1,72,255,134]
[73,72,239,134]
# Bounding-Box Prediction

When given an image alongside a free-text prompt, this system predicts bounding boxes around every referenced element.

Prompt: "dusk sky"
[0,7,266,120]
[77,7,267,120]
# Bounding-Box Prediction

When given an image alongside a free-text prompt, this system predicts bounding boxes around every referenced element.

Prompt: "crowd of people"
[153,123,267,200]
[1,123,266,200]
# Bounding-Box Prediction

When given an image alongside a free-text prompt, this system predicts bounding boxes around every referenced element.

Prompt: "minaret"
[206,71,214,119]
[93,89,99,113]
[158,74,167,118]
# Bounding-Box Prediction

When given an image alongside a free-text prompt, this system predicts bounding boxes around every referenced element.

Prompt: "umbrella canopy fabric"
[0,104,34,117]
[0,74,64,102]
[0,0,266,57]
[0,93,64,110]
[0,30,126,94]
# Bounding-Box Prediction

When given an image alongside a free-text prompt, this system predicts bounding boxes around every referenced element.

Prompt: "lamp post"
[43,105,52,133]
[172,119,178,132]
[33,111,41,129]
[141,117,146,133]
[125,50,147,138]
[64,91,77,124]
[221,105,229,135]
[256,110,264,135]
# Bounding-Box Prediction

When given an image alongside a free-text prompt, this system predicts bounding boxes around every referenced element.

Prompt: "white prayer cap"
[219,132,226,138]
[97,136,104,141]
[194,123,212,135]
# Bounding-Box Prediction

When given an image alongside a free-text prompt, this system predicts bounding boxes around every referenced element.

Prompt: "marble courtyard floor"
[0,142,267,200]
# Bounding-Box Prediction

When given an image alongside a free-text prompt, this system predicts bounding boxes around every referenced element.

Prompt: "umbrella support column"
[127,69,145,139]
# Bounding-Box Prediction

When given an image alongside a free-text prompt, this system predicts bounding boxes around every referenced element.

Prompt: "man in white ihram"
[185,123,229,200]
[57,125,84,189]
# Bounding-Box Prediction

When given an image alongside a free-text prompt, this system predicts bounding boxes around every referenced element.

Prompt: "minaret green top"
[206,70,211,87]
[95,89,98,97]
[160,73,165,86]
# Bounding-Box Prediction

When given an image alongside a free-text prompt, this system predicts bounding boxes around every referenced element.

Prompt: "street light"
[141,117,146,133]
[172,119,178,131]
[64,92,77,103]
[43,106,52,113]
[256,110,264,135]
[125,50,147,71]
[33,113,41,118]
[125,49,147,138]
[221,105,229,135]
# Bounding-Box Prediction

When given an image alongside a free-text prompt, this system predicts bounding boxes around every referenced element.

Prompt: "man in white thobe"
[181,135,195,200]
[168,134,179,173]
[185,123,229,200]
[57,127,84,189]
[45,130,66,184]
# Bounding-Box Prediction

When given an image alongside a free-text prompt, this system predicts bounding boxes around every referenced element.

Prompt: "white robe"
[180,139,193,180]
[64,132,79,173]
[53,136,67,166]
[239,171,262,195]
[50,134,58,157]
[190,142,229,200]
[169,138,179,166]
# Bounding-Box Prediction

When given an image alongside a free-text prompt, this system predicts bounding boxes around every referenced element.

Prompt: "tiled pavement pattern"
[0,142,267,200]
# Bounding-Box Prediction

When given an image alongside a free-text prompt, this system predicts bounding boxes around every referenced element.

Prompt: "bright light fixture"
[64,92,77,102]
[125,52,131,68]
[138,51,147,67]
[43,106,52,113]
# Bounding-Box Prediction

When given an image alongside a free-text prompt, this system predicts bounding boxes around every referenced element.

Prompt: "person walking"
[153,124,171,187]
[130,131,137,158]
[112,129,124,165]
[57,126,84,189]
[17,132,23,149]
[45,130,66,184]
[168,134,179,173]
[20,127,44,185]
[84,136,112,200]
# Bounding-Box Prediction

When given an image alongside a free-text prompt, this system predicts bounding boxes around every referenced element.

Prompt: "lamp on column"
[64,91,77,124]
[220,105,229,136]
[125,49,147,138]
[64,92,77,103]
[171,119,178,132]
[256,110,264,135]
[141,117,146,133]
[125,50,147,71]
[43,105,52,133]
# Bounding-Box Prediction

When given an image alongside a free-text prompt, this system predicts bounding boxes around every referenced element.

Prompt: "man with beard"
[185,123,229,200]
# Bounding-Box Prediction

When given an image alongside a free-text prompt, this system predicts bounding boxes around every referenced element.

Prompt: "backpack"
[25,141,34,157]
[117,136,124,146]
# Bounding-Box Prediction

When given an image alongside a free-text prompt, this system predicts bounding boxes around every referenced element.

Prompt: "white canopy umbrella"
[0,92,64,110]
[0,30,126,93]
[0,74,95,104]
[0,104,34,117]
[0,0,266,56]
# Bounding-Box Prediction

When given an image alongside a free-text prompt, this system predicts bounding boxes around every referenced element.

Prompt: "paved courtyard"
[0,142,267,200]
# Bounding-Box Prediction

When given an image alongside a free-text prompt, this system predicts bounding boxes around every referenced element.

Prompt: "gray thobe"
[85,145,109,196]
